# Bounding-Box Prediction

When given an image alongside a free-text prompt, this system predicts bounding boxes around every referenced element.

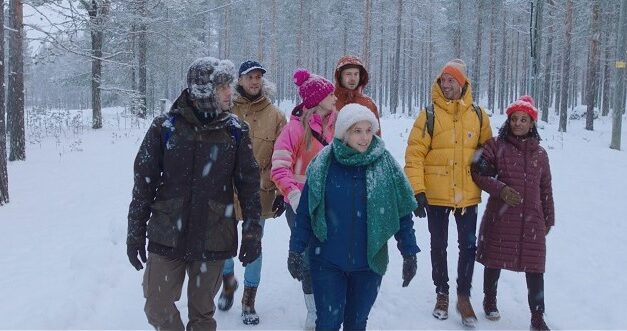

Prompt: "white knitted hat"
[334,103,380,139]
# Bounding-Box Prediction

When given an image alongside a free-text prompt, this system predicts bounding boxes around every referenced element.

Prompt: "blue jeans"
[427,205,478,296]
[310,256,382,331]
[222,219,266,288]
[286,205,313,294]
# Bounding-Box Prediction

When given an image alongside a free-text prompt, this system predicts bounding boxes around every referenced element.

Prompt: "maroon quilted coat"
[472,134,554,273]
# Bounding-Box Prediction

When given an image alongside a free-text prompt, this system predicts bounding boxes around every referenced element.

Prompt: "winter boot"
[483,294,500,321]
[217,273,238,311]
[530,311,550,331]
[456,295,478,328]
[241,286,260,325]
[304,293,316,330]
[433,293,449,320]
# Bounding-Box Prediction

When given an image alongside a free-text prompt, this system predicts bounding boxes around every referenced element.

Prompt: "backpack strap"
[161,114,176,150]
[311,130,329,147]
[472,103,483,131]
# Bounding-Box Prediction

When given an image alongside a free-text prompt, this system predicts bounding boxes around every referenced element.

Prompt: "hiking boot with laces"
[456,295,478,328]
[530,311,550,331]
[432,293,449,320]
[483,294,500,321]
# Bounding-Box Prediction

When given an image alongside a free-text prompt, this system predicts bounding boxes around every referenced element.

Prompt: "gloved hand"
[500,186,522,207]
[402,255,417,287]
[413,193,428,218]
[272,195,286,218]
[239,219,262,266]
[471,156,497,177]
[287,251,304,281]
[287,190,302,213]
[127,241,147,271]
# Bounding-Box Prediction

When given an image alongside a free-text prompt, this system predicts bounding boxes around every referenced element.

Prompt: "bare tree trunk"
[257,5,264,62]
[137,0,147,118]
[8,0,25,160]
[0,0,9,205]
[559,0,573,132]
[454,0,462,58]
[87,0,110,129]
[610,0,627,150]
[585,0,600,130]
[362,0,371,69]
[296,0,303,67]
[378,4,384,113]
[530,0,544,101]
[472,0,484,102]
[601,3,613,117]
[390,0,402,114]
[541,0,555,122]
[498,7,507,114]
[487,0,496,112]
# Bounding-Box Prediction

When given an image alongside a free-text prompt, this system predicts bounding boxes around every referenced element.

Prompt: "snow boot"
[241,286,260,325]
[530,311,550,331]
[304,293,316,330]
[456,295,478,328]
[483,294,500,321]
[432,293,449,320]
[217,273,238,311]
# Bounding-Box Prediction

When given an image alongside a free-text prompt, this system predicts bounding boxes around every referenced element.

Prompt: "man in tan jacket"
[216,60,287,326]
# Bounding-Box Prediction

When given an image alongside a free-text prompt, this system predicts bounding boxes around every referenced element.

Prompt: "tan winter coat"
[232,85,287,219]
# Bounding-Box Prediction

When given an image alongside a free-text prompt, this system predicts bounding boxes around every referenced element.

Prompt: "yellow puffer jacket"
[405,80,492,208]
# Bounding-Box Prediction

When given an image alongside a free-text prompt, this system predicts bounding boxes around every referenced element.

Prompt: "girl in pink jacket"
[271,68,336,329]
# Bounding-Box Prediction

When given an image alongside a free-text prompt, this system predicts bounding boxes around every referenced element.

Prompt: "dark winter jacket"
[127,89,261,261]
[471,135,554,273]
[289,154,419,272]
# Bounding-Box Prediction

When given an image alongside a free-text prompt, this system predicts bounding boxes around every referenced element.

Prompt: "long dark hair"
[497,119,542,141]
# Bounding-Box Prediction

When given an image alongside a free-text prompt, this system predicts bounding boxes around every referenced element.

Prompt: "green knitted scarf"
[306,136,417,275]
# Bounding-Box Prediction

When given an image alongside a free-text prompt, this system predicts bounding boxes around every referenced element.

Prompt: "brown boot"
[530,311,550,331]
[432,293,449,320]
[217,273,238,311]
[241,286,260,325]
[456,295,478,328]
[483,294,500,321]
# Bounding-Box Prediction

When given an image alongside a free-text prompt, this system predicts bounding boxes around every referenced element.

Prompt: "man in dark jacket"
[126,57,262,331]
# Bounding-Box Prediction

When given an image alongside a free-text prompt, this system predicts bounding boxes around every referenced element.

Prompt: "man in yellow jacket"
[405,59,492,328]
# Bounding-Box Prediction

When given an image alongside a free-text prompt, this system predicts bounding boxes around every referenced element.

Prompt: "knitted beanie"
[293,68,335,109]
[506,95,538,121]
[334,103,380,139]
[439,58,468,85]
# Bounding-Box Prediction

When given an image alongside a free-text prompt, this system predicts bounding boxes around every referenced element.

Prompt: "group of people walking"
[126,54,554,331]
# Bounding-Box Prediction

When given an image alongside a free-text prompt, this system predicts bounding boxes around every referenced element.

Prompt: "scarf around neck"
[306,136,417,275]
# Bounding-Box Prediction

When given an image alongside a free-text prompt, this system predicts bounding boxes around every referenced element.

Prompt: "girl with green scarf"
[287,104,420,330]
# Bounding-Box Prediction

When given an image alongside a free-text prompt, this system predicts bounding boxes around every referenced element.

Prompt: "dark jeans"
[286,205,313,294]
[310,256,382,331]
[427,205,478,296]
[484,267,545,313]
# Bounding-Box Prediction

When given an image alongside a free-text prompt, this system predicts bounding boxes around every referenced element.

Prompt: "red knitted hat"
[506,95,538,121]
[293,68,334,109]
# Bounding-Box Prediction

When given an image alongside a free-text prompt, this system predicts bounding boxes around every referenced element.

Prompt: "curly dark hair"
[497,119,542,141]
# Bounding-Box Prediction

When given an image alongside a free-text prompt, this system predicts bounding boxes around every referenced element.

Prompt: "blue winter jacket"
[289,154,419,272]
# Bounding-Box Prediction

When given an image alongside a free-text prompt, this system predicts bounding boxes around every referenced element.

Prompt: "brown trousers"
[143,253,224,331]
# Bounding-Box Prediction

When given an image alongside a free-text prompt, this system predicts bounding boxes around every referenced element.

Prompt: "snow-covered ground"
[1,104,626,330]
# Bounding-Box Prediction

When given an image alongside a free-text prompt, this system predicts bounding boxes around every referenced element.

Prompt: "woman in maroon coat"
[471,95,554,331]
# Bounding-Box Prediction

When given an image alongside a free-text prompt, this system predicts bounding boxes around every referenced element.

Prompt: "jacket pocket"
[203,199,237,252]
[147,197,185,248]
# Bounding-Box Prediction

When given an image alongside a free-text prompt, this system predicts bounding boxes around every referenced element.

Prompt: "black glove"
[127,242,147,271]
[471,156,497,177]
[239,219,262,266]
[413,193,428,218]
[402,255,417,287]
[272,195,286,218]
[287,251,304,281]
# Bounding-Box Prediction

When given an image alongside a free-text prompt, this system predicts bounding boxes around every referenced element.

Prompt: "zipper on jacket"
[517,140,528,270]
[348,167,356,269]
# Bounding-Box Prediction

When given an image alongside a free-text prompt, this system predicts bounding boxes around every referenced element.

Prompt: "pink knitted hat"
[506,95,538,121]
[293,68,334,109]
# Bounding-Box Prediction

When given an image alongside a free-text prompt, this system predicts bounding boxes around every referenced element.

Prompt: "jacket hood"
[169,89,232,130]
[431,78,474,114]
[334,55,369,91]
